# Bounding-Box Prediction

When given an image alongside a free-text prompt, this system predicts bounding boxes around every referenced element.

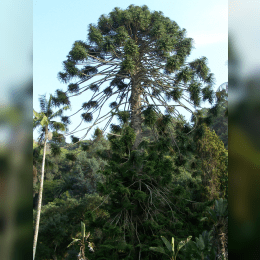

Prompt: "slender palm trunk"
[33,130,48,260]
[33,165,37,198]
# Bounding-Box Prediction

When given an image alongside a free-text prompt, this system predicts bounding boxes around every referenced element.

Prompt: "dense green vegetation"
[33,5,228,260]
[33,109,227,259]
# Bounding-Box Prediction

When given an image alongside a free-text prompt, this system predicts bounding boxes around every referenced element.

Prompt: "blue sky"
[33,0,228,142]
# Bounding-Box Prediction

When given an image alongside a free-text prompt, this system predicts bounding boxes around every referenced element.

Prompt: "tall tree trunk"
[33,165,37,198]
[33,128,48,260]
[130,80,142,150]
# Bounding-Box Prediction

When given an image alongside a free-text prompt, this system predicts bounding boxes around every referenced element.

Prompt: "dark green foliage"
[169,88,183,101]
[189,57,210,81]
[61,116,71,125]
[52,89,70,106]
[202,86,214,104]
[42,179,63,204]
[194,89,228,149]
[87,114,214,259]
[81,142,91,152]
[33,134,110,259]
[80,66,98,79]
[50,143,61,156]
[210,104,228,149]
[81,112,93,122]
[181,230,217,259]
[33,131,109,198]
[82,101,98,109]
[208,104,220,117]
[90,83,99,92]
[52,131,67,145]
[66,153,77,162]
[93,127,103,140]
[71,135,80,144]
[110,124,121,133]
[33,108,227,259]
[188,82,201,107]
[143,106,157,127]
[68,83,79,93]
[116,111,130,124]
[109,101,118,109]
[93,122,174,258]
[34,194,109,260]
[68,41,88,61]
[103,87,113,96]
[63,60,78,76]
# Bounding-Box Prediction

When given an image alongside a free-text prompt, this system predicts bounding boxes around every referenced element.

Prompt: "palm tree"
[33,94,69,260]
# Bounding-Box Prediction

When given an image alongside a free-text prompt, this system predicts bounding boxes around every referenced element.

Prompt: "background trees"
[33,106,228,259]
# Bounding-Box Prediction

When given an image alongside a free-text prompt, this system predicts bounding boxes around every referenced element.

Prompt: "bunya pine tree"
[55,4,215,148]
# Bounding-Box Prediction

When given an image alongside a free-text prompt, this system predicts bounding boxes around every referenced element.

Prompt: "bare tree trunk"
[33,127,48,260]
[130,80,142,150]
[33,165,37,198]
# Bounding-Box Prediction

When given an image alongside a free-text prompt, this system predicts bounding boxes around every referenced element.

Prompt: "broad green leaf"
[208,209,218,223]
[67,238,80,248]
[47,94,53,110]
[85,232,90,239]
[171,237,174,251]
[40,115,49,127]
[195,235,205,251]
[150,246,167,255]
[33,109,40,118]
[51,121,66,131]
[81,222,85,238]
[50,109,63,119]
[177,236,192,251]
[215,198,227,216]
[161,236,173,253]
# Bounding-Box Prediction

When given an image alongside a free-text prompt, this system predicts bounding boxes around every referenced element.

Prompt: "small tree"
[33,94,69,260]
[150,235,192,260]
[67,222,95,260]
[90,113,194,259]
[196,125,228,202]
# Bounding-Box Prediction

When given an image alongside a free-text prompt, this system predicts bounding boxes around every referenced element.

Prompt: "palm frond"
[47,94,53,110]
[50,109,63,119]
[50,121,66,132]
[39,94,47,113]
[33,109,41,119]
[40,115,49,127]
[33,118,41,129]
